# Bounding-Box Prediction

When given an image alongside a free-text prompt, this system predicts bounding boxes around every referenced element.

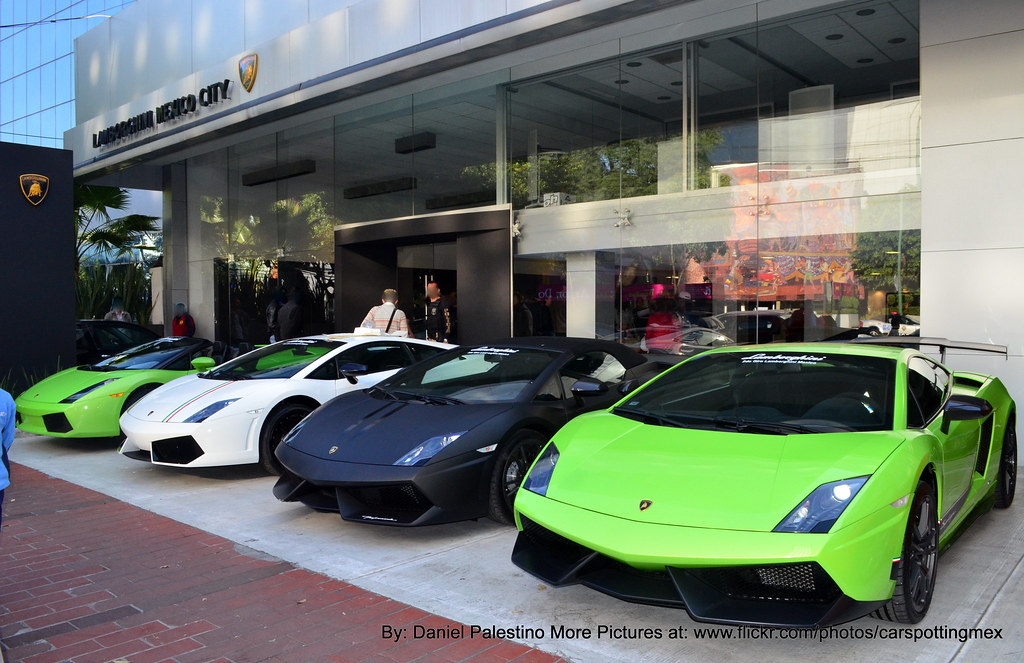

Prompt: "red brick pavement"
[0,465,566,663]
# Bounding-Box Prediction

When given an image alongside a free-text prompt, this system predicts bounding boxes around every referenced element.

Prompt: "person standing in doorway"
[0,387,16,531]
[361,289,410,336]
[172,302,196,337]
[424,281,452,343]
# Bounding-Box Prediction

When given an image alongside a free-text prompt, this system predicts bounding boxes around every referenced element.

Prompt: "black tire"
[995,418,1016,509]
[259,403,314,475]
[487,429,546,524]
[873,480,938,623]
[866,327,881,337]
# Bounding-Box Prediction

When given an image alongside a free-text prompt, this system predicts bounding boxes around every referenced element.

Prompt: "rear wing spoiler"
[849,337,1007,363]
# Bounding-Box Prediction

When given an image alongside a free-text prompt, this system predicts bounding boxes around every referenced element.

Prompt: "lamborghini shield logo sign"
[19,174,49,205]
[238,54,258,93]
[639,500,653,512]
[328,445,338,455]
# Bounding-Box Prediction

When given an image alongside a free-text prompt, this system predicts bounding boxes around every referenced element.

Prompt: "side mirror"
[941,394,993,433]
[191,356,216,371]
[570,379,607,405]
[339,362,368,385]
[618,379,639,396]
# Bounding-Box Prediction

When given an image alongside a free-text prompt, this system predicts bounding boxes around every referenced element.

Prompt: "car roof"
[472,336,646,368]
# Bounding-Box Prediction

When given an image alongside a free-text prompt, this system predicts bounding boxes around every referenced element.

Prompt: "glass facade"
[0,1,134,147]
[179,0,920,351]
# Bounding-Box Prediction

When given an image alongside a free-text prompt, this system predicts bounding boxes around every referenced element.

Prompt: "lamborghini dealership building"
[65,0,1024,396]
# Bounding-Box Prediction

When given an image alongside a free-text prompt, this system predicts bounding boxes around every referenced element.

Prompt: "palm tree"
[74,184,159,275]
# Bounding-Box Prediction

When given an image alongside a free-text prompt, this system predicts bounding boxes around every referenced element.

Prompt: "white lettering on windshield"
[740,353,827,365]
[468,347,519,355]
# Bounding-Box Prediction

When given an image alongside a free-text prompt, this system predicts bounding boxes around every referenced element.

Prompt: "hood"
[127,375,277,423]
[545,412,906,532]
[285,391,513,465]
[18,366,129,404]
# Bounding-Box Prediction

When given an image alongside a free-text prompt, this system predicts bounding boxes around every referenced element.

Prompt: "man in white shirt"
[361,289,410,336]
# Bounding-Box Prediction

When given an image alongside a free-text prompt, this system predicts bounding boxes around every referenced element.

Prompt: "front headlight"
[183,398,240,424]
[522,442,559,497]
[61,378,120,403]
[393,431,466,467]
[774,476,869,533]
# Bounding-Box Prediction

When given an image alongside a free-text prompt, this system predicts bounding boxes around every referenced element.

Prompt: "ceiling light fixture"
[614,79,629,84]
[826,33,844,40]
[856,8,876,16]
[626,61,642,67]
[888,37,906,44]
[857,58,874,64]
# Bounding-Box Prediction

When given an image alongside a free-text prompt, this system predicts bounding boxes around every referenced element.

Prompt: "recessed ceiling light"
[614,79,629,85]
[888,37,906,44]
[857,57,874,64]
[671,81,683,86]
[856,8,876,16]
[626,61,642,68]
[826,33,844,40]
[657,95,671,100]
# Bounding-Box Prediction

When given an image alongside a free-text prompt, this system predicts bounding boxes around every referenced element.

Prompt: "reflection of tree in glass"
[461,129,725,207]
[851,229,921,294]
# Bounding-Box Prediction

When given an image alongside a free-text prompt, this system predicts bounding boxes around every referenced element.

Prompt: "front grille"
[42,412,72,433]
[339,483,433,523]
[151,436,205,464]
[519,515,591,562]
[687,562,841,604]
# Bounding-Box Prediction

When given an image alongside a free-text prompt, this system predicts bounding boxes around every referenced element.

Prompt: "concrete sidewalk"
[5,431,1024,663]
[0,464,563,663]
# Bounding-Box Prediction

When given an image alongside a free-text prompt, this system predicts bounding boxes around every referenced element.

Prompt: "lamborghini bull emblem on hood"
[328,445,338,455]
[639,500,653,512]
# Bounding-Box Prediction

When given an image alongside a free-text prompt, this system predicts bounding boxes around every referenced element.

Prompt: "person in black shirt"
[424,281,452,343]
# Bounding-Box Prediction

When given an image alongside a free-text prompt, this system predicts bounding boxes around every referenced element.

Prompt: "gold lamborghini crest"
[20,174,49,205]
[639,500,653,512]
[239,54,258,93]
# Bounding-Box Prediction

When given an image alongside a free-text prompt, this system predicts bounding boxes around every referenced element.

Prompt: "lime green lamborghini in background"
[16,337,213,438]
[512,340,1016,627]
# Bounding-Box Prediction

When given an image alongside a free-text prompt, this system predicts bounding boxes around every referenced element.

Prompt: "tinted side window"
[307,359,339,380]
[907,358,946,427]
[339,342,413,374]
[534,373,566,402]
[560,351,628,393]
[409,344,446,362]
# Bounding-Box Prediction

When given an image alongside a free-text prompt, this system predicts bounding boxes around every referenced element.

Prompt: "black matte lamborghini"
[273,337,667,526]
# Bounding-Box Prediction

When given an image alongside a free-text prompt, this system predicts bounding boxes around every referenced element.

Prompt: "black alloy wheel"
[259,403,314,475]
[488,429,546,524]
[995,419,1017,509]
[873,480,938,623]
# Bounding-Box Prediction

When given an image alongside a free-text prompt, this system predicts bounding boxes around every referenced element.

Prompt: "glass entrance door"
[396,242,457,340]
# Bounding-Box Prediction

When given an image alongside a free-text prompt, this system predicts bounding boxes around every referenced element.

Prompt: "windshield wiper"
[393,390,464,405]
[367,385,400,400]
[708,418,821,435]
[612,407,686,428]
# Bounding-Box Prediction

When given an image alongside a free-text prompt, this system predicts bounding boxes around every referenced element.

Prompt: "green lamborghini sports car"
[16,336,213,438]
[512,341,1016,627]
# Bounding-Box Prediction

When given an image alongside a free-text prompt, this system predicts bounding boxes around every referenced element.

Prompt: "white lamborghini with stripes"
[119,334,451,473]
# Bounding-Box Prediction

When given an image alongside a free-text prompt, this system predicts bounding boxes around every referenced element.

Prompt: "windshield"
[380,346,560,403]
[94,337,199,370]
[616,350,895,433]
[205,339,343,380]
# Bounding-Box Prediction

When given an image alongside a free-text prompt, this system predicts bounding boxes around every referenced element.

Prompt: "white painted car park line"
[10,430,1024,663]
